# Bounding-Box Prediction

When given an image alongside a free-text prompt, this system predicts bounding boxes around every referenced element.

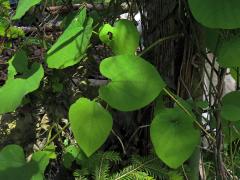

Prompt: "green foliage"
[99,19,140,55]
[110,155,170,180]
[69,98,113,157]
[75,151,121,179]
[74,151,171,180]
[0,17,24,38]
[99,55,165,111]
[47,8,93,69]
[0,144,50,180]
[2,1,240,178]
[150,108,200,169]
[130,155,170,179]
[222,119,240,144]
[12,0,42,20]
[0,50,44,114]
[63,144,83,169]
[203,28,220,52]
[217,37,240,67]
[188,0,240,29]
[0,1,24,39]
[221,91,240,121]
[111,166,155,180]
[0,0,10,17]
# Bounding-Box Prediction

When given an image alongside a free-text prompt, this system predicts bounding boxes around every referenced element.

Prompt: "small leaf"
[43,144,56,159]
[99,19,140,55]
[69,98,113,157]
[218,37,240,67]
[150,108,200,169]
[221,91,240,121]
[12,0,42,20]
[47,9,93,69]
[99,55,165,111]
[188,0,240,29]
[63,145,83,169]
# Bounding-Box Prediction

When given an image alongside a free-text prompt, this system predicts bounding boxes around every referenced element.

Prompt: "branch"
[47,3,105,15]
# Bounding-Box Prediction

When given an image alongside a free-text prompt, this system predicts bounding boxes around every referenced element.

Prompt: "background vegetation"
[0,0,240,179]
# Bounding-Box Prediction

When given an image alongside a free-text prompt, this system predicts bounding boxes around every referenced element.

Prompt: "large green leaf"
[99,55,165,111]
[218,38,240,67]
[99,19,140,55]
[204,28,220,52]
[150,108,200,169]
[0,51,44,114]
[48,9,86,55]
[0,145,50,180]
[221,91,240,121]
[12,0,41,20]
[188,0,240,29]
[47,9,93,69]
[69,98,113,157]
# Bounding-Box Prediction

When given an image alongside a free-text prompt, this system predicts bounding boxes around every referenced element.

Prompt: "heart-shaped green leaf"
[69,98,113,157]
[188,0,240,29]
[47,9,93,69]
[221,91,240,121]
[12,0,42,20]
[218,38,240,67]
[99,19,140,55]
[150,108,200,169]
[99,55,165,111]
[0,51,44,114]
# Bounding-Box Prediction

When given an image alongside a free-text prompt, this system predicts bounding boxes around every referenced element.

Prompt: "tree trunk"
[138,0,205,178]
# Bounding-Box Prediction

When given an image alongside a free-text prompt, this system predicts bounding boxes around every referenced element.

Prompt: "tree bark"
[138,0,204,178]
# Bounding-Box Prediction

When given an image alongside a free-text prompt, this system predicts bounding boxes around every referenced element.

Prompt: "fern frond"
[110,165,143,180]
[110,157,159,180]
[101,151,121,163]
[80,151,121,175]
[93,151,121,180]
[111,168,155,180]
[131,171,155,180]
[131,155,168,179]
[73,169,89,180]
[76,176,88,180]
[94,161,110,180]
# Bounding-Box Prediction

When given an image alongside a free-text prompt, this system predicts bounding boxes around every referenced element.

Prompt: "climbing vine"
[1,0,240,179]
